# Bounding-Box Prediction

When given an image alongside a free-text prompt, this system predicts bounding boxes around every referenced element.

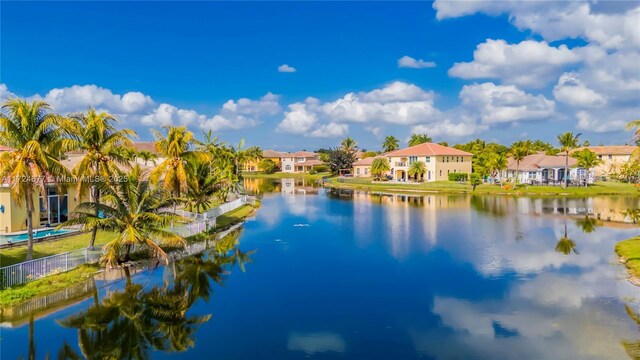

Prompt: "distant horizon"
[2,1,638,150]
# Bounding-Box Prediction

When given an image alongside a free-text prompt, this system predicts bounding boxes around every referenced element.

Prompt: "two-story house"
[569,145,638,179]
[281,151,323,173]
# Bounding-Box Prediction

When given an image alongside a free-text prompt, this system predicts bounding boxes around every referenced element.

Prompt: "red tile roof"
[288,151,318,158]
[507,153,576,171]
[263,149,287,158]
[133,142,160,154]
[298,159,324,166]
[386,143,473,157]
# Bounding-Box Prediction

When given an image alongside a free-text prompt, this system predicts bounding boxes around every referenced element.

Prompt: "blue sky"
[2,1,639,151]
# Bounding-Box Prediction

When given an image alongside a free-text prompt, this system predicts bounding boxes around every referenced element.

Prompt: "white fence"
[0,195,255,289]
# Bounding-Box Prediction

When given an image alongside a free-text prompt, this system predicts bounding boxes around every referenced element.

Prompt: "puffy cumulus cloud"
[365,126,381,136]
[412,120,488,138]
[449,39,582,88]
[322,81,439,124]
[553,72,607,108]
[276,97,320,135]
[200,92,281,131]
[140,104,205,126]
[309,123,349,138]
[459,83,555,124]
[278,64,297,73]
[34,84,155,114]
[397,55,436,69]
[433,1,640,50]
[575,110,628,133]
[0,83,17,103]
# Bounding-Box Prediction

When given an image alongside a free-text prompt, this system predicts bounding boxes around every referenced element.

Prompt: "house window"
[598,155,603,159]
[357,168,360,175]
[439,170,442,176]
[428,171,431,180]
[529,171,536,178]
[608,155,612,160]
[426,157,431,163]
[365,168,369,175]
[285,165,291,171]
[409,156,417,164]
[297,157,305,162]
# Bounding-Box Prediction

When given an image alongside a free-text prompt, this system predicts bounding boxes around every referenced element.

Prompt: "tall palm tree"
[572,149,602,186]
[555,224,578,255]
[488,153,507,185]
[382,135,399,153]
[63,109,136,248]
[557,131,581,187]
[340,137,357,153]
[0,99,71,260]
[626,119,640,159]
[508,145,528,188]
[408,133,432,147]
[371,157,390,180]
[64,166,188,268]
[150,126,204,202]
[185,161,227,214]
[408,160,426,182]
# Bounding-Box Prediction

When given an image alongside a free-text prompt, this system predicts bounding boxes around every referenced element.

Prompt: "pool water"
[0,229,73,245]
[1,185,639,359]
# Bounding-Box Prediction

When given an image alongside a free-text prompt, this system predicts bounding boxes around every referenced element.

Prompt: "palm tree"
[557,131,581,187]
[340,137,357,153]
[382,135,399,153]
[137,150,158,166]
[572,149,602,186]
[555,224,578,255]
[0,99,71,260]
[63,109,136,248]
[185,161,227,214]
[408,161,426,182]
[371,157,390,180]
[64,166,188,268]
[576,215,598,233]
[488,153,507,185]
[626,119,640,158]
[622,303,640,359]
[508,145,528,188]
[408,133,432,147]
[150,126,204,203]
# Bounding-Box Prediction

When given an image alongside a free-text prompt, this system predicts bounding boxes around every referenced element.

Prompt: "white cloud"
[365,126,381,136]
[0,83,17,103]
[278,64,297,73]
[200,92,281,131]
[449,39,582,88]
[412,120,488,138]
[34,84,155,114]
[309,123,349,138]
[459,83,555,124]
[322,81,439,124]
[433,1,640,50]
[140,103,205,126]
[553,72,607,108]
[276,98,320,134]
[397,55,436,69]
[575,110,627,133]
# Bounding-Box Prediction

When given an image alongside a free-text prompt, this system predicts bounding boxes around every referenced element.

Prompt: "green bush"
[308,168,318,175]
[448,172,469,181]
[313,165,329,173]
[258,159,278,174]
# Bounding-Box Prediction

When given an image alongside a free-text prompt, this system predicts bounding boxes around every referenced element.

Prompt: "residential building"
[385,143,473,182]
[281,151,323,173]
[351,143,473,182]
[569,145,638,179]
[242,149,287,172]
[502,153,592,185]
[0,153,154,234]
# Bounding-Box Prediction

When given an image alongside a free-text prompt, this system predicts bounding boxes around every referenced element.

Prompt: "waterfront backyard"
[1,180,639,359]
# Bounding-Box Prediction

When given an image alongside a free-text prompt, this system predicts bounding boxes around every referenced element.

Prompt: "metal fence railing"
[0,195,256,289]
[0,248,102,289]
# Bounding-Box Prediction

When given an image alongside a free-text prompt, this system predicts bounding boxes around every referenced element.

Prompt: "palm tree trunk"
[89,185,99,249]
[564,153,569,188]
[25,191,35,261]
[515,162,520,188]
[28,312,35,360]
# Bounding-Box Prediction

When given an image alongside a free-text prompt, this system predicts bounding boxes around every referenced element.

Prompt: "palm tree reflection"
[58,235,255,359]
[576,214,599,233]
[622,304,640,359]
[555,224,578,255]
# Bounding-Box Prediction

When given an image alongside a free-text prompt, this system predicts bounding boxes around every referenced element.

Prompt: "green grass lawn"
[328,178,640,197]
[616,237,640,280]
[243,172,331,181]
[0,231,118,267]
[0,264,99,307]
[214,203,259,230]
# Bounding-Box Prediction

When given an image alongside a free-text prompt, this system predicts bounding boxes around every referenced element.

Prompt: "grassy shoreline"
[0,202,260,308]
[616,237,640,286]
[242,171,330,181]
[325,178,640,197]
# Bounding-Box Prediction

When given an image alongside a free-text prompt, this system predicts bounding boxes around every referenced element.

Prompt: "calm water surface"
[2,179,639,359]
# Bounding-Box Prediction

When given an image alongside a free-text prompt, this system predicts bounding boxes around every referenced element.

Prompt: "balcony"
[395,162,407,167]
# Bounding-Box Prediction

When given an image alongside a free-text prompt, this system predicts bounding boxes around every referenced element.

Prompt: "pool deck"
[0,229,82,249]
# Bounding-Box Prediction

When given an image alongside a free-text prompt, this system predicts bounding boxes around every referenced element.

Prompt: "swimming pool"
[0,229,74,246]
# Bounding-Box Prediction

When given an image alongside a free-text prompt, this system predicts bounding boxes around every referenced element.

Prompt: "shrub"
[469,173,481,191]
[258,159,278,174]
[308,168,318,175]
[448,172,469,182]
[313,165,329,173]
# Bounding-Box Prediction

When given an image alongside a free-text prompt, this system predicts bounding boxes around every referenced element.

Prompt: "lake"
[1,178,639,359]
